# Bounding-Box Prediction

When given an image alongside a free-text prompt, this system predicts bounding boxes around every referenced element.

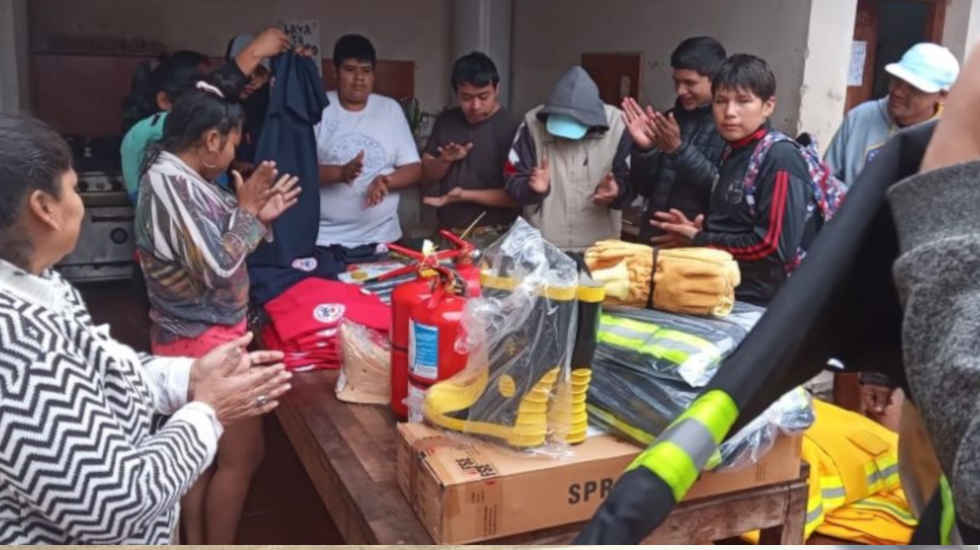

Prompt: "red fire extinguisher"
[441,230,481,298]
[385,233,478,418]
[390,274,432,418]
[407,274,469,389]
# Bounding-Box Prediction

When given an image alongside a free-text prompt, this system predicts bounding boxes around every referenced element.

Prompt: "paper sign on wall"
[848,40,867,87]
[281,18,322,76]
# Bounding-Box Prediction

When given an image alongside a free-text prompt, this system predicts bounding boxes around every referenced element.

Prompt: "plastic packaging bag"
[587,302,813,469]
[422,218,581,452]
[335,320,390,405]
[588,386,813,471]
[596,302,765,388]
[714,387,814,471]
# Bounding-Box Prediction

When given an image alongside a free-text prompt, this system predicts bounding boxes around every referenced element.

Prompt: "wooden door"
[845,0,879,114]
[581,53,641,106]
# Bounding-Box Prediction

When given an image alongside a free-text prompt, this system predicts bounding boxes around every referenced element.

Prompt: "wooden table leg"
[759,463,809,544]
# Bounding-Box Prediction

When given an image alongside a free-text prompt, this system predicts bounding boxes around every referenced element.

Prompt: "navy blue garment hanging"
[246,51,331,304]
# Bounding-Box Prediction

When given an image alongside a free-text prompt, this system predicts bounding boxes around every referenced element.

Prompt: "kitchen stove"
[56,170,137,283]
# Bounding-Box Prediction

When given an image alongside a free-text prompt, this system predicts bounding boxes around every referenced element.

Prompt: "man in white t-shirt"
[314,34,422,251]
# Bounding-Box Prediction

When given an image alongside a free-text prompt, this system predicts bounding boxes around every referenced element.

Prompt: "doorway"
[844,0,948,113]
[581,52,641,106]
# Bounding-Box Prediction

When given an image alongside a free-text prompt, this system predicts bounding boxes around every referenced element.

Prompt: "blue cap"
[546,114,589,140]
[885,43,959,93]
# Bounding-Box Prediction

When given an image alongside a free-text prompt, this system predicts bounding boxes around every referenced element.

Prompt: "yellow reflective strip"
[480,272,516,290]
[655,328,719,356]
[850,498,917,525]
[705,448,723,470]
[818,474,846,511]
[638,341,692,365]
[586,404,655,445]
[940,475,954,545]
[805,501,825,529]
[600,314,660,335]
[577,284,605,302]
[596,330,645,350]
[674,390,738,444]
[627,440,699,502]
[544,285,577,301]
[599,325,695,366]
[864,456,900,492]
[480,272,576,300]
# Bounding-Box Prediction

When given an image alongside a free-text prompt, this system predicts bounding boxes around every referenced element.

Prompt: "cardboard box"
[396,422,802,544]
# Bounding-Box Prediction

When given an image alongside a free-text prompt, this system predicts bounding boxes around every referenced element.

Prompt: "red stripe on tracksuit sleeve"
[725,170,789,261]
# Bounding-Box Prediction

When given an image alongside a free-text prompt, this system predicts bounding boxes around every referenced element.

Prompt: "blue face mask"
[547,114,588,140]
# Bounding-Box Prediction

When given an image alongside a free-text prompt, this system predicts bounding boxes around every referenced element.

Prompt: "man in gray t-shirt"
[422,52,519,232]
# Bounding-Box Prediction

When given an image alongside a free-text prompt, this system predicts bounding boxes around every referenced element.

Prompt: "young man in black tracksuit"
[623,37,728,244]
[653,54,818,306]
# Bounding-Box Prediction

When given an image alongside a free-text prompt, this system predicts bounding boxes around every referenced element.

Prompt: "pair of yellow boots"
[422,277,603,448]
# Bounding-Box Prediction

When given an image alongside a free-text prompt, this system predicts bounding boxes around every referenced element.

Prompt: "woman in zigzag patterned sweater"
[0,114,292,544]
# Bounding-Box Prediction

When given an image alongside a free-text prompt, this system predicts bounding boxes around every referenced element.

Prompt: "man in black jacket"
[623,37,727,244]
[652,55,818,306]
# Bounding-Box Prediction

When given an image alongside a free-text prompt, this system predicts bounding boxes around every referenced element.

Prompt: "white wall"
[28,0,453,114]
[511,0,813,133]
[452,0,513,106]
[798,0,858,152]
[0,0,30,113]
[944,0,980,63]
[29,0,453,237]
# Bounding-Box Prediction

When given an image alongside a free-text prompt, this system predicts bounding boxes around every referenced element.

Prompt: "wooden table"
[276,369,808,545]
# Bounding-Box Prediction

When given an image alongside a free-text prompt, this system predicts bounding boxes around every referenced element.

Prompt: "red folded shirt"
[262,278,391,372]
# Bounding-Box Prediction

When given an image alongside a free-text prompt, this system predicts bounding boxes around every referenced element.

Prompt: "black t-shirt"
[424,106,520,229]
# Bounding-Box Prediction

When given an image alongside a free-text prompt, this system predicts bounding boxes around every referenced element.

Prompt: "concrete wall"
[945,0,980,63]
[29,0,453,237]
[0,0,31,113]
[28,0,454,114]
[451,0,513,106]
[798,0,858,152]
[511,0,813,133]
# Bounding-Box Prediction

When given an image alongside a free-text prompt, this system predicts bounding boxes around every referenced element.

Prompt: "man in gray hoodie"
[504,66,632,251]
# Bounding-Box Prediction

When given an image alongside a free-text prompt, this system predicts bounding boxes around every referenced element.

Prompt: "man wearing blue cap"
[825,42,960,187]
[504,66,632,251]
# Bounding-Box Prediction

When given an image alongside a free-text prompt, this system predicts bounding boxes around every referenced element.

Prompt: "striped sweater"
[0,259,221,544]
[135,151,268,345]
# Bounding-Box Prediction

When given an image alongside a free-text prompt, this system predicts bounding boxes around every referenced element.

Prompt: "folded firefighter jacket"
[800,399,905,540]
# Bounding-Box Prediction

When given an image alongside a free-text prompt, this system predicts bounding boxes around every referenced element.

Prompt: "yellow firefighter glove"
[584,241,740,316]
[652,247,740,316]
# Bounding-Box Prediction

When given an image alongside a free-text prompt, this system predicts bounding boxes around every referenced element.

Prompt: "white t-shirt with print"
[314,92,420,248]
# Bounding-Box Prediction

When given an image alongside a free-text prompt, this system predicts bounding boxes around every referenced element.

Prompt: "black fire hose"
[574,122,936,544]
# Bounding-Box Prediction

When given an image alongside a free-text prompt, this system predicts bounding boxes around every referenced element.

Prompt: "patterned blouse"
[135,152,268,345]
[0,259,222,544]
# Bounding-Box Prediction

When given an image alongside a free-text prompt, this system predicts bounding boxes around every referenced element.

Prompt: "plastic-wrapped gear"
[596,302,765,388]
[422,218,581,451]
[587,303,813,470]
[714,387,813,471]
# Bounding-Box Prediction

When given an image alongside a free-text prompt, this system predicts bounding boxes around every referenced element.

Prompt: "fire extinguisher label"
[409,321,438,379]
